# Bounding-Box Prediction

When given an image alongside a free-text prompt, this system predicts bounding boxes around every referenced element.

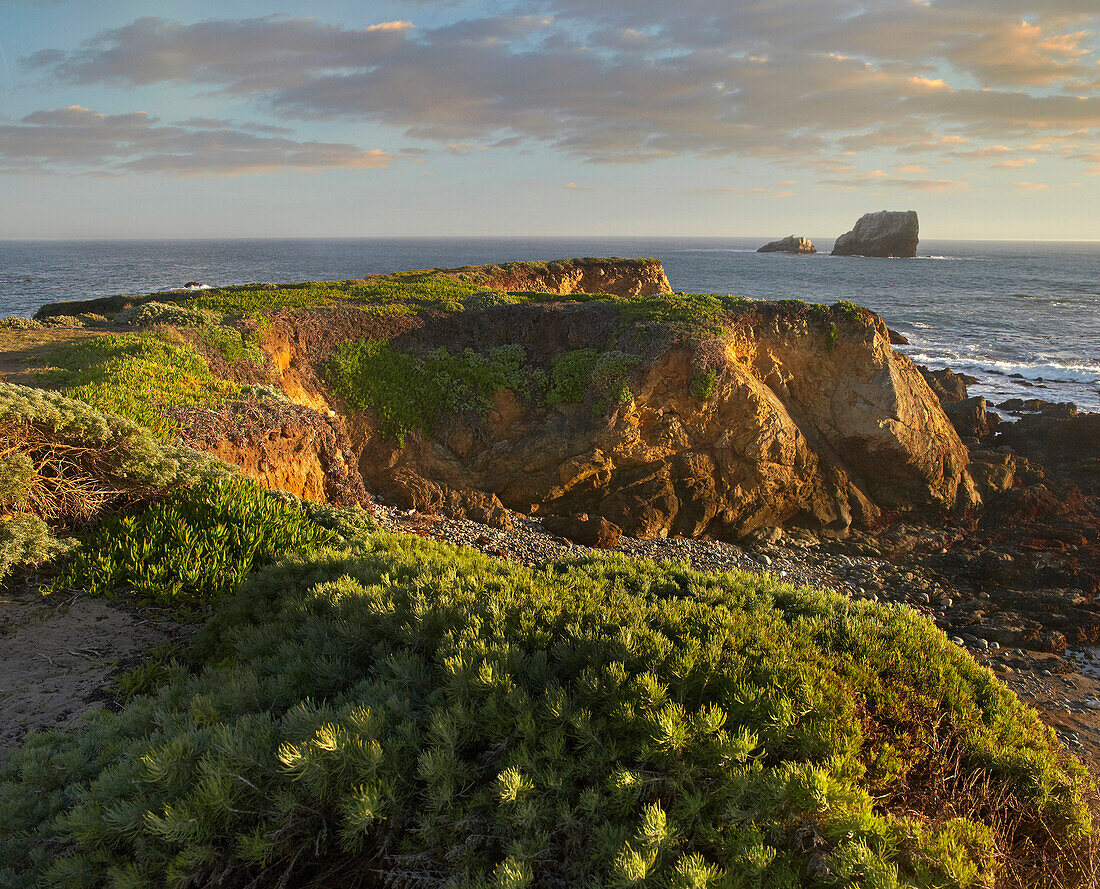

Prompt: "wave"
[901,350,1100,384]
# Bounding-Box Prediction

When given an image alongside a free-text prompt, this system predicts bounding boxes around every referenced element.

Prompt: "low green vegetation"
[329,337,646,442]
[38,334,240,439]
[548,348,640,407]
[0,316,42,331]
[833,300,870,321]
[49,477,336,611]
[173,273,485,316]
[193,322,266,366]
[40,314,86,329]
[0,382,233,582]
[0,335,1093,888]
[0,534,1090,888]
[0,512,73,584]
[137,266,757,349]
[114,301,218,328]
[619,293,753,339]
[691,369,718,401]
[327,340,527,443]
[109,644,186,706]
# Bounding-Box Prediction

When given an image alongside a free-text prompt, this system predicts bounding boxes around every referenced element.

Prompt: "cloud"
[1013,180,1050,189]
[0,105,393,174]
[823,169,970,191]
[18,4,1100,170]
[563,181,587,189]
[1066,148,1100,171]
[691,185,795,198]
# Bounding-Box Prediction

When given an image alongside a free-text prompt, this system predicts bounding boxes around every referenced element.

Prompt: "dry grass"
[0,418,154,523]
[880,716,1100,888]
[996,784,1100,889]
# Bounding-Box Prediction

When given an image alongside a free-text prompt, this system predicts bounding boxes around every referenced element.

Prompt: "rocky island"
[757,235,817,254]
[832,210,920,257]
[1,257,1097,888]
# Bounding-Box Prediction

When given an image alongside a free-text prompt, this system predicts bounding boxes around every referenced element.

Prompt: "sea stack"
[832,210,919,258]
[757,235,817,254]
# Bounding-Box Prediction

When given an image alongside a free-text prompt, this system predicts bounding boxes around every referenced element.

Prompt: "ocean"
[1,237,1097,413]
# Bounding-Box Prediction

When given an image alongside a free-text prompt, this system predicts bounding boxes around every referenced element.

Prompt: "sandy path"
[0,577,177,756]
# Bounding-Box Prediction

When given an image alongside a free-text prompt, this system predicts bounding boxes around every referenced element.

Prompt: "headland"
[1,257,1097,888]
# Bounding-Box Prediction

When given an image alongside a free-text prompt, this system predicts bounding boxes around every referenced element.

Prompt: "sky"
[1,0,1099,239]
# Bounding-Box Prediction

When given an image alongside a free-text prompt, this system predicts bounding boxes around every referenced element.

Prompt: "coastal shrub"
[462,290,526,310]
[41,314,85,329]
[0,316,41,331]
[548,349,640,408]
[0,382,231,517]
[327,340,527,443]
[0,512,76,582]
[619,293,752,339]
[0,450,36,510]
[40,334,240,439]
[49,476,335,610]
[0,538,1090,888]
[0,382,234,579]
[113,301,218,328]
[195,322,265,365]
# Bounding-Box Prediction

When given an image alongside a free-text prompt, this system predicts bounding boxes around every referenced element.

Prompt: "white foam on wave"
[902,350,1100,384]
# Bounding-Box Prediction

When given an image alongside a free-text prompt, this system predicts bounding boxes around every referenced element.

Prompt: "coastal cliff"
[436,256,673,297]
[334,304,969,540]
[30,258,970,540]
[227,269,974,541]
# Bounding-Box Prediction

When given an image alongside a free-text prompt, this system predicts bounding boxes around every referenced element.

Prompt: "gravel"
[375,505,948,621]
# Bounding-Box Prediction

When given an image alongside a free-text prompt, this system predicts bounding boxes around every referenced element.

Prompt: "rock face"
[757,236,817,254]
[996,410,1100,495]
[832,211,919,258]
[267,300,975,542]
[168,400,370,508]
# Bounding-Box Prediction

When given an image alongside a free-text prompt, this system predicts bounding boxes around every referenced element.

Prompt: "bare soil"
[0,573,179,758]
[0,327,108,387]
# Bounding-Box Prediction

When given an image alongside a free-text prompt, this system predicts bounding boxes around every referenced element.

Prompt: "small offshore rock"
[757,235,817,254]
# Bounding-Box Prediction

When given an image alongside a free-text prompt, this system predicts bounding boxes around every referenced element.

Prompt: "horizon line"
[2,235,1100,244]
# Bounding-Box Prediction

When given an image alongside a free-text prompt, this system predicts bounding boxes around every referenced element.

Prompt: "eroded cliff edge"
[29,257,973,541]
[245,280,974,542]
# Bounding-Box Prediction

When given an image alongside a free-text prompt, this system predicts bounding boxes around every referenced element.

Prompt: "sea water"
[1,237,1097,412]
